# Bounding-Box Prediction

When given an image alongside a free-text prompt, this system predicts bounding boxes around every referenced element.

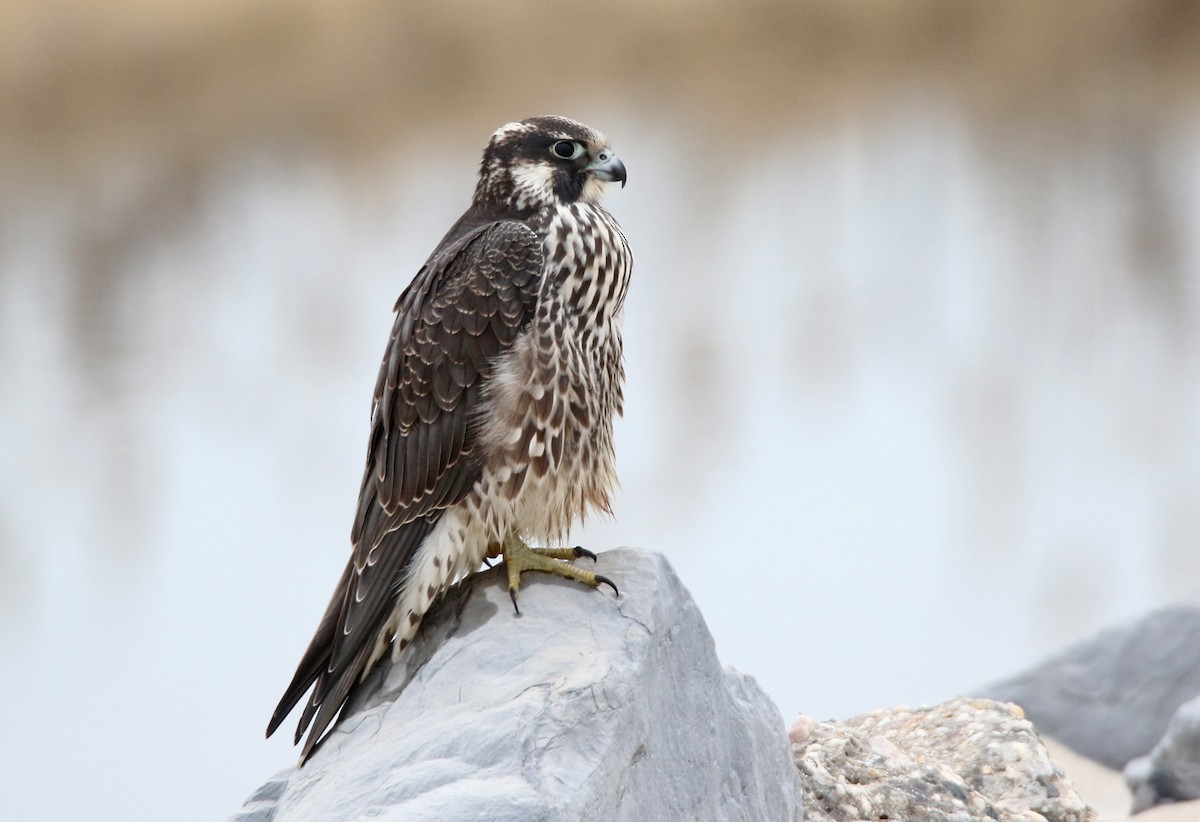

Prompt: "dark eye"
[551,140,581,160]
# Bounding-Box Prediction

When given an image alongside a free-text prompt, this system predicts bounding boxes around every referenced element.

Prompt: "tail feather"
[299,640,374,762]
[265,514,439,761]
[265,562,353,740]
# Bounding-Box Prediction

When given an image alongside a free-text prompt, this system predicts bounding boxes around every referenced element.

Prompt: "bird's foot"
[501,535,617,614]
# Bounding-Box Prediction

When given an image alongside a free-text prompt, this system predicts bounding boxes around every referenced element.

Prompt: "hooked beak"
[587,149,627,188]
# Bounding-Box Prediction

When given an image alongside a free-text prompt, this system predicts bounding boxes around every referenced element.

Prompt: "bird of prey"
[266,116,632,762]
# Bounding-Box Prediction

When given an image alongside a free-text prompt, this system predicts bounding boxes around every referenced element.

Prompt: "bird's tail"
[265,514,438,762]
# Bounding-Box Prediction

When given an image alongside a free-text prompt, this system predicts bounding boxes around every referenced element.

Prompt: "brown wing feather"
[267,219,543,759]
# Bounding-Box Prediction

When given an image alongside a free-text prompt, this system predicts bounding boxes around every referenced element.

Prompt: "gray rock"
[1126,693,1200,812]
[234,549,803,822]
[981,597,1200,769]
[792,698,1097,822]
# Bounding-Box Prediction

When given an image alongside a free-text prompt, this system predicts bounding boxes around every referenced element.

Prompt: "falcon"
[266,116,632,762]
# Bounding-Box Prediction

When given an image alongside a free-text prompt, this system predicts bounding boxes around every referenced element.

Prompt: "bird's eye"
[551,140,582,160]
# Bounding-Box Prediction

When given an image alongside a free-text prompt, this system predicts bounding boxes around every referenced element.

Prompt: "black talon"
[573,546,598,562]
[482,557,494,569]
[509,588,520,615]
[595,574,619,597]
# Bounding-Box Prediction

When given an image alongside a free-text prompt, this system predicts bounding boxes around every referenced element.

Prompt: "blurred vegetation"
[2,0,1199,169]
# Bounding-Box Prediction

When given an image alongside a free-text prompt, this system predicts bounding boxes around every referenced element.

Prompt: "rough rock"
[981,597,1200,769]
[1040,736,1137,822]
[233,549,803,822]
[1125,693,1200,812]
[792,698,1097,822]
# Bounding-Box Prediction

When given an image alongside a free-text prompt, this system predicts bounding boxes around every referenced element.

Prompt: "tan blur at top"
[2,0,1198,169]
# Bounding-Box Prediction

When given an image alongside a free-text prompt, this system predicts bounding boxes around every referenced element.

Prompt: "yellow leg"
[501,533,617,613]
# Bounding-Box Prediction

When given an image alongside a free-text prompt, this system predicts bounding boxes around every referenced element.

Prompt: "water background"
[2,3,1199,818]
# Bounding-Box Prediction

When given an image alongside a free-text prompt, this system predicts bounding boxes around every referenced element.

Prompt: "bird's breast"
[474,202,631,540]
[539,203,632,329]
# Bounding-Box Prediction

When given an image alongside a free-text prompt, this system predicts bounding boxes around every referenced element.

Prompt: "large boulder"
[791,698,1096,822]
[981,598,1200,769]
[233,549,803,822]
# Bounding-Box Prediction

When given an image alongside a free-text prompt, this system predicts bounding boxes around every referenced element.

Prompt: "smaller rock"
[982,597,1200,769]
[788,714,816,745]
[793,697,1097,822]
[1125,693,1200,812]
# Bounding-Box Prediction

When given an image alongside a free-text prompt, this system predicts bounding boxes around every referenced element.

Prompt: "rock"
[233,549,803,822]
[788,714,817,745]
[981,597,1200,769]
[1040,736,1137,822]
[1125,693,1200,812]
[792,698,1097,822]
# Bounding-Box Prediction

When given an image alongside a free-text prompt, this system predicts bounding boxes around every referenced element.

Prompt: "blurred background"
[2,1,1199,818]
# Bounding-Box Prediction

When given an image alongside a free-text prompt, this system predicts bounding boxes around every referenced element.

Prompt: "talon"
[502,535,618,605]
[595,574,619,597]
[482,557,494,569]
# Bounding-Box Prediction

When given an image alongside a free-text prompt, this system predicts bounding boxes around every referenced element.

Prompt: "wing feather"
[267,218,543,761]
[335,218,543,658]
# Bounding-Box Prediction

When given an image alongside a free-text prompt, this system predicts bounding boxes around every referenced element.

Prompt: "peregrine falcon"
[266,116,632,762]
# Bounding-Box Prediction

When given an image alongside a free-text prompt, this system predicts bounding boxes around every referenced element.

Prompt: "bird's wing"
[353,218,543,550]
[267,219,543,754]
[339,218,543,662]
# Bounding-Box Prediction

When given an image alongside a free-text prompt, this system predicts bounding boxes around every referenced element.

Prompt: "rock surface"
[1126,692,1200,812]
[982,597,1200,769]
[792,698,1097,822]
[1042,736,1138,821]
[233,549,803,822]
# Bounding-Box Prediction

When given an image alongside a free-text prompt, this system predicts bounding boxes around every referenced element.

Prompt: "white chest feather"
[478,202,633,541]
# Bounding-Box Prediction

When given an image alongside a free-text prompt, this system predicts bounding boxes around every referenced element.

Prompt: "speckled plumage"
[266,116,632,762]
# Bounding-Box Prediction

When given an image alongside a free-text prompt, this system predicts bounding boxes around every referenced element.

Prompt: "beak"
[587,149,627,188]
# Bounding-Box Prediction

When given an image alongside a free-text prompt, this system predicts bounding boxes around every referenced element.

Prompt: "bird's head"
[474,115,627,214]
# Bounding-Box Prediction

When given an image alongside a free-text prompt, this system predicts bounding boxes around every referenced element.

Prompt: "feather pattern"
[266,220,541,758]
[267,115,632,763]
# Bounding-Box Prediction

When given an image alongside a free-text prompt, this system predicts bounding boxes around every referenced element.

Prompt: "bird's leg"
[481,540,504,569]
[501,533,617,614]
